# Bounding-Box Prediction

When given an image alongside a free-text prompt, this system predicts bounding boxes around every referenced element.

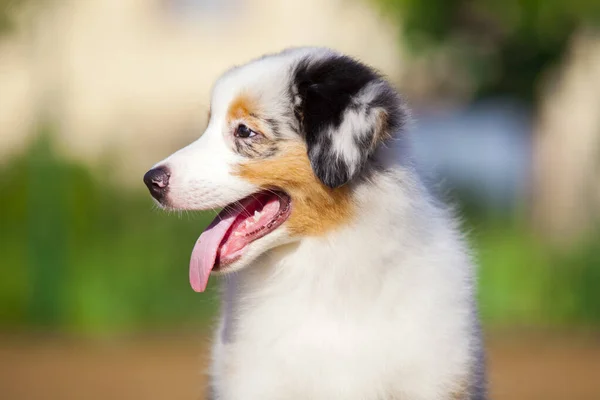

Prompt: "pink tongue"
[189,209,238,292]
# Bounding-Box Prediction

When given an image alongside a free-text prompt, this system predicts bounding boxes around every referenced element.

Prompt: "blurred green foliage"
[474,219,600,326]
[376,0,600,102]
[0,129,218,334]
[1,132,599,334]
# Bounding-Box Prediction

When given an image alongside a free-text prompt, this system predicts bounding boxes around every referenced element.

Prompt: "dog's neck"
[218,161,442,344]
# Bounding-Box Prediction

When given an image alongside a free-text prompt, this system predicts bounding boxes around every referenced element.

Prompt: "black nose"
[143,167,170,201]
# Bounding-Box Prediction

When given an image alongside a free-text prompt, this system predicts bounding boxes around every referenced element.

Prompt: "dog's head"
[144,48,407,292]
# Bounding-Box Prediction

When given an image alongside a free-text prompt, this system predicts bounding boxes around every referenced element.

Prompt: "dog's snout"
[144,167,170,201]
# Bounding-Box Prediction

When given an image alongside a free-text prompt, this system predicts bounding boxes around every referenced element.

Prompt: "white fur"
[210,167,477,400]
[154,132,255,210]
[151,48,483,400]
[329,82,389,174]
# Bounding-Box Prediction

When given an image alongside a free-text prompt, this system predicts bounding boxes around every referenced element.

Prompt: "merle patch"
[292,54,407,188]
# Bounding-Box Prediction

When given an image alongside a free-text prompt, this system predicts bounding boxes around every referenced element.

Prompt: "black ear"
[292,54,406,188]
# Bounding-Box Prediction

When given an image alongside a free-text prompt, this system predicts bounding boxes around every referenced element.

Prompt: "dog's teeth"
[253,211,261,222]
[233,231,243,237]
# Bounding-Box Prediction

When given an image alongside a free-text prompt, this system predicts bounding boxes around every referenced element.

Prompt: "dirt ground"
[0,332,599,400]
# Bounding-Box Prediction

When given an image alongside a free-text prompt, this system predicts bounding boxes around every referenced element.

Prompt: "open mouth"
[189,190,292,292]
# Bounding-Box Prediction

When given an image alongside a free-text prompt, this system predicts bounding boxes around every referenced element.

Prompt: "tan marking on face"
[226,93,279,158]
[235,142,354,236]
[228,92,256,118]
[227,93,265,131]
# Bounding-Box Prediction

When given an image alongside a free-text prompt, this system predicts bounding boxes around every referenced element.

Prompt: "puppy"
[144,47,486,400]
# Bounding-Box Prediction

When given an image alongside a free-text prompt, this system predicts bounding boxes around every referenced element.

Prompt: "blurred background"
[1,0,599,399]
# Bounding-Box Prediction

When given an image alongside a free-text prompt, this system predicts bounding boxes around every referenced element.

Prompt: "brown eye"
[235,124,257,139]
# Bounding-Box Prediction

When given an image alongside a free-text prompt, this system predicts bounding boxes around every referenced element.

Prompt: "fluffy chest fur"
[210,172,481,400]
[143,47,486,400]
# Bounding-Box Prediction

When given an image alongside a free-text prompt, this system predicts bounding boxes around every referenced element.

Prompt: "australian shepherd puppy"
[144,47,486,400]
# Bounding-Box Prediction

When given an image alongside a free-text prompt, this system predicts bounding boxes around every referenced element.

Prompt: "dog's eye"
[235,124,257,139]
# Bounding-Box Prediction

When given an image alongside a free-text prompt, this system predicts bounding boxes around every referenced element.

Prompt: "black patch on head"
[369,83,406,137]
[294,55,379,134]
[292,53,407,188]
